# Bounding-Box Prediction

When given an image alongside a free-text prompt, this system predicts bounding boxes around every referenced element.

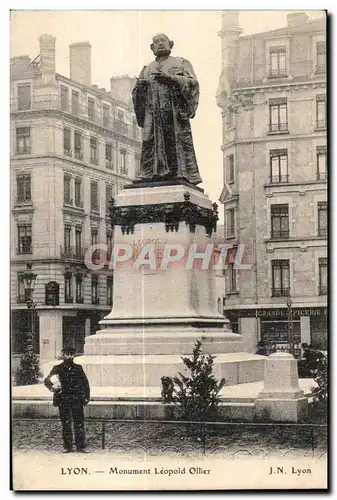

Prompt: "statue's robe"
[132,55,202,184]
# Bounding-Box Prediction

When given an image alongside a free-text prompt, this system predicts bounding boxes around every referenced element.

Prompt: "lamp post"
[286,293,294,357]
[21,263,37,353]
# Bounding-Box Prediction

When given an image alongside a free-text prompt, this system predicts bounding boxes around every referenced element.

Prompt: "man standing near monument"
[132,33,202,185]
[44,348,90,453]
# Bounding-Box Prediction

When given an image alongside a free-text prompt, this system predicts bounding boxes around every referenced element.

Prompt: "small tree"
[15,350,41,386]
[161,340,226,422]
[311,353,328,404]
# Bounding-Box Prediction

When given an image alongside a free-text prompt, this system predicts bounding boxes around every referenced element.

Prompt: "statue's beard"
[154,48,171,57]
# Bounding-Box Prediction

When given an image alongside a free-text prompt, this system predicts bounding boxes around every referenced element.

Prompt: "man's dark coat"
[44,361,90,407]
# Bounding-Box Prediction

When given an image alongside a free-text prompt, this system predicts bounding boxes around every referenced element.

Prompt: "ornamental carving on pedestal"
[109,192,219,236]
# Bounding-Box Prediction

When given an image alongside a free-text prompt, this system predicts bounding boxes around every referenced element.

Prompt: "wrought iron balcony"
[269,123,288,133]
[65,296,74,304]
[272,287,290,297]
[270,175,289,184]
[271,230,289,240]
[60,246,86,261]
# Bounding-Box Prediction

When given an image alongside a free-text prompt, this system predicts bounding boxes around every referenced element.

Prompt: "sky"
[10,10,325,217]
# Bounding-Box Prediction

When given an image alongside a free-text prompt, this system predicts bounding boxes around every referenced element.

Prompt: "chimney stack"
[39,34,56,81]
[69,41,91,86]
[287,12,309,28]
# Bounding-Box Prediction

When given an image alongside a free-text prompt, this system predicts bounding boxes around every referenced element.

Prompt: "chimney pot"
[69,41,91,86]
[287,12,309,28]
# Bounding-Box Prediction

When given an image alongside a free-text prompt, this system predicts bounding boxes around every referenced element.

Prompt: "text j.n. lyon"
[269,466,312,476]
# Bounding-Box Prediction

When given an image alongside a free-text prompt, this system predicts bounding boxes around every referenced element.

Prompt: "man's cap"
[61,347,76,356]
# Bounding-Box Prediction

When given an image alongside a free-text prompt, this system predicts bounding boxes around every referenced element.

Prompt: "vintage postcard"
[10,9,328,491]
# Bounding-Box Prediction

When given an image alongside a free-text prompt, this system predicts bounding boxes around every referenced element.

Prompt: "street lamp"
[21,263,37,353]
[286,293,294,357]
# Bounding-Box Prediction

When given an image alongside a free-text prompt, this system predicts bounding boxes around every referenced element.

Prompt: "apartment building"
[217,12,327,352]
[10,34,142,360]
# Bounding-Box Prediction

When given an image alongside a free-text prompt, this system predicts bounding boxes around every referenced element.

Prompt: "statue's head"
[151,33,174,57]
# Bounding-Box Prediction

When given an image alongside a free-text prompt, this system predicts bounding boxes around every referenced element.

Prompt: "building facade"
[217,12,327,352]
[10,34,142,361]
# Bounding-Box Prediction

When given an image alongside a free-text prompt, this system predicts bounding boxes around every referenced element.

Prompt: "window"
[107,276,113,306]
[17,224,32,254]
[319,257,327,295]
[16,174,31,204]
[105,143,113,169]
[271,204,289,239]
[75,228,82,259]
[91,229,100,263]
[269,98,288,133]
[63,128,72,156]
[64,273,73,303]
[90,181,99,212]
[103,104,110,128]
[71,90,79,116]
[132,118,138,138]
[317,146,327,180]
[17,273,26,303]
[16,127,31,154]
[91,275,99,305]
[318,201,327,237]
[88,98,95,120]
[17,84,31,111]
[61,86,69,111]
[227,263,237,292]
[135,154,141,177]
[270,149,288,183]
[107,232,113,258]
[226,154,235,183]
[74,131,83,160]
[316,42,326,73]
[64,225,71,256]
[120,150,127,174]
[316,95,326,130]
[272,260,290,297]
[64,175,72,205]
[226,208,236,237]
[116,110,127,134]
[74,178,82,208]
[90,137,98,165]
[269,46,287,77]
[225,109,233,129]
[106,185,113,214]
[75,274,83,303]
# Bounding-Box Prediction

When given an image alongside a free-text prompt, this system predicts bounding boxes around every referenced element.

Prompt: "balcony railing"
[315,64,326,74]
[270,175,289,184]
[10,95,135,138]
[90,157,99,166]
[268,69,288,78]
[316,120,326,130]
[92,297,100,305]
[64,149,72,157]
[318,228,328,238]
[269,123,288,133]
[74,150,84,161]
[106,160,113,169]
[272,287,290,297]
[65,296,74,304]
[271,230,289,239]
[60,246,86,260]
[76,296,84,304]
[319,285,327,295]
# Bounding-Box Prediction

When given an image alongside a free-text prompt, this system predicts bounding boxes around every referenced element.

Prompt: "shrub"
[161,340,226,422]
[311,353,328,404]
[15,351,41,386]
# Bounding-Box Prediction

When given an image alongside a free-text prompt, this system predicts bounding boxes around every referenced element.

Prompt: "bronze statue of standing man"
[132,33,202,185]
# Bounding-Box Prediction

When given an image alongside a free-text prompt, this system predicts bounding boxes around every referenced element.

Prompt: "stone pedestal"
[81,182,262,388]
[255,353,308,422]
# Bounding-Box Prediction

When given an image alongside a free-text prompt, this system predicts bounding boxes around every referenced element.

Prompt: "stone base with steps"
[12,379,315,422]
